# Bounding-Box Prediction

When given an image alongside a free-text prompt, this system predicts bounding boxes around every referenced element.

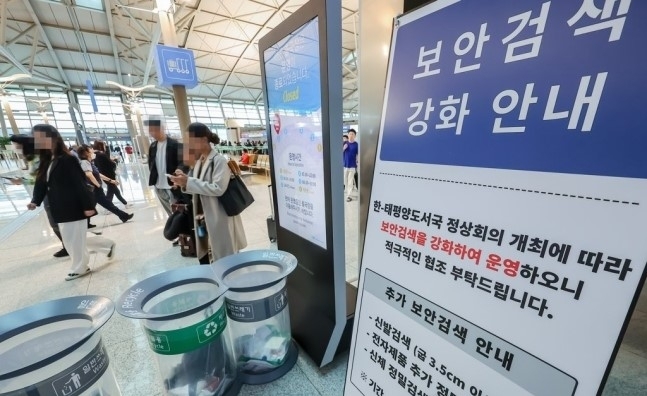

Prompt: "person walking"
[77,145,134,224]
[343,129,359,202]
[10,134,68,257]
[93,141,128,207]
[145,117,184,216]
[170,122,247,264]
[124,143,134,163]
[28,124,116,281]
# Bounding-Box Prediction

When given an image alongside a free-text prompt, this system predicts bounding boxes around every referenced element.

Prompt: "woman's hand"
[169,170,188,188]
[84,209,96,217]
[27,203,37,210]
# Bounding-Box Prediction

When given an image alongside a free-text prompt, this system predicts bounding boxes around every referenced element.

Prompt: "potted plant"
[0,136,11,150]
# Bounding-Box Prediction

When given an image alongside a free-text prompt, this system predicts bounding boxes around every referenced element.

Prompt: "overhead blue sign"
[86,79,98,113]
[379,0,647,179]
[155,45,198,88]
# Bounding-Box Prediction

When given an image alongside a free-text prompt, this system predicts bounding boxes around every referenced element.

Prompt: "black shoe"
[172,238,179,246]
[53,248,69,258]
[122,213,134,223]
[88,224,97,229]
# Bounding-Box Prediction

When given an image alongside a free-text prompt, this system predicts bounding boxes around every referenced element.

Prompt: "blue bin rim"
[211,250,298,293]
[115,265,228,321]
[0,295,114,380]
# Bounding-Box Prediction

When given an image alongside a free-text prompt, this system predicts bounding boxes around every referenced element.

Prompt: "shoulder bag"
[215,157,255,216]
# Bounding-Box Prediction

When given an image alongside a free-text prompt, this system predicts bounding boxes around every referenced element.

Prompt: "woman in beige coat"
[170,122,247,264]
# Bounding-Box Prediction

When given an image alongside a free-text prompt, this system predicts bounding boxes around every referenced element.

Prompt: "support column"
[157,1,191,141]
[358,0,403,260]
[0,104,8,137]
[172,86,190,139]
[121,94,139,141]
[134,106,145,136]
[2,99,19,134]
[67,90,87,144]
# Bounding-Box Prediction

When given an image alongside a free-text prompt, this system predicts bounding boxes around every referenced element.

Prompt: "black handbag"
[85,183,97,211]
[218,160,254,216]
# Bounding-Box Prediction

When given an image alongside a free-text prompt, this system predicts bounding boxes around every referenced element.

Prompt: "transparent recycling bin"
[0,295,120,396]
[116,265,240,396]
[212,250,298,385]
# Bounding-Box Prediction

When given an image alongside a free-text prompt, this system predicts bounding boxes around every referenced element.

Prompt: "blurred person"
[93,141,128,207]
[77,145,133,223]
[10,134,68,257]
[343,129,359,202]
[145,117,184,216]
[170,122,247,264]
[239,149,250,165]
[124,143,134,162]
[111,144,125,162]
[28,125,116,281]
[69,144,98,230]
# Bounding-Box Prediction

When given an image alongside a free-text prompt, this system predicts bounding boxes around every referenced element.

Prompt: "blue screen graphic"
[380,0,647,179]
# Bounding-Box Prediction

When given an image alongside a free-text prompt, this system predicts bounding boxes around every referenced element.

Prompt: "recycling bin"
[0,295,120,396]
[212,250,298,385]
[116,265,240,396]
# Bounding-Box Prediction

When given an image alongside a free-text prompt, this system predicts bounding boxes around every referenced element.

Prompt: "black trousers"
[106,183,127,205]
[94,186,129,221]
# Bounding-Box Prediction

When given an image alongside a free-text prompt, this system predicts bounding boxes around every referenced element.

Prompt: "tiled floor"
[0,161,358,395]
[0,161,645,395]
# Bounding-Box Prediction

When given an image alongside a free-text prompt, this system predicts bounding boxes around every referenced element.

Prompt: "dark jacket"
[148,137,184,187]
[32,154,95,224]
[94,151,117,179]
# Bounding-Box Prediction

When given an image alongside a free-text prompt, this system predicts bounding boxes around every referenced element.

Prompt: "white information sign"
[263,17,327,249]
[345,1,647,395]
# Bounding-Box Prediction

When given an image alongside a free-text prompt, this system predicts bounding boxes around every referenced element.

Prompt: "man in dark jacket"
[145,116,184,216]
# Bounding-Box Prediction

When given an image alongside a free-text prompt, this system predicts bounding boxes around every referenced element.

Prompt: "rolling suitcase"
[267,184,277,242]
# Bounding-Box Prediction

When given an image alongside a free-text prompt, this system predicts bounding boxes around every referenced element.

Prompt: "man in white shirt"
[145,117,184,216]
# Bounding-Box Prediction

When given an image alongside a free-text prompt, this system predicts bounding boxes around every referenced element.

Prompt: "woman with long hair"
[170,122,247,264]
[92,141,129,207]
[77,145,134,224]
[28,125,116,280]
[10,134,68,257]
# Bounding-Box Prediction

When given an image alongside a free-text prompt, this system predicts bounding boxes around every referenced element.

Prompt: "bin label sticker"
[225,284,289,323]
[143,304,227,355]
[4,341,110,396]
[147,334,171,353]
[51,342,109,396]
[197,316,224,344]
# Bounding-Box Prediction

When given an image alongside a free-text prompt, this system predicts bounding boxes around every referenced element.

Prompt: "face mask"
[91,153,96,160]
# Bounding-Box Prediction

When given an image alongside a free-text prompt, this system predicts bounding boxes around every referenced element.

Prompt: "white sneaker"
[65,268,91,281]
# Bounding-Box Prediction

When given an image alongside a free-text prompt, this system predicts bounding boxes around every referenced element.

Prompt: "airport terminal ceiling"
[0,0,360,128]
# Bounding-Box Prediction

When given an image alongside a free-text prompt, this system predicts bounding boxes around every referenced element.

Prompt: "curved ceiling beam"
[21,0,71,87]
